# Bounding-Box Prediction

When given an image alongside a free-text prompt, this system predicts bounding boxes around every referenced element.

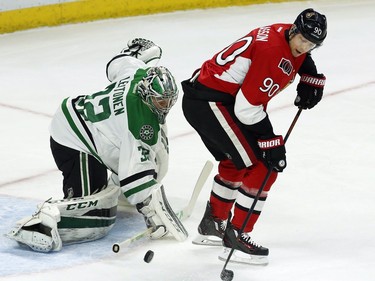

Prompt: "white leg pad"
[6,204,62,252]
[49,184,120,244]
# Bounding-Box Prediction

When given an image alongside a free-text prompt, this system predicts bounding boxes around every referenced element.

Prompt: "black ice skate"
[219,221,269,265]
[192,201,227,246]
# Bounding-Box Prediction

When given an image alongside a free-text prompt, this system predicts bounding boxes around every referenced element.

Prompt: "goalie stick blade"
[177,160,214,221]
[112,160,213,253]
[192,234,222,246]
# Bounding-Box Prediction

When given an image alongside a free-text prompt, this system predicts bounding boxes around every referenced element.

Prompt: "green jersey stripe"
[123,179,157,198]
[58,216,116,228]
[61,98,104,165]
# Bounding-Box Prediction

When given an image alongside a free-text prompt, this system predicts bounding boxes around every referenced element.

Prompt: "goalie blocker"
[136,185,188,241]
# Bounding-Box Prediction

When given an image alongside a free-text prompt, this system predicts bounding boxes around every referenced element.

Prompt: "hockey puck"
[144,250,154,263]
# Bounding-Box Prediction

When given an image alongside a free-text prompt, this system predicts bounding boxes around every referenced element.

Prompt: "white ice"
[0,0,374,280]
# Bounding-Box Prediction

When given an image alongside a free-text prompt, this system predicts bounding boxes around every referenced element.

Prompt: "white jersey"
[50,56,168,204]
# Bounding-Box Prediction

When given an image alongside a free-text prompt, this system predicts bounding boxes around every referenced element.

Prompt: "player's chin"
[292,49,303,57]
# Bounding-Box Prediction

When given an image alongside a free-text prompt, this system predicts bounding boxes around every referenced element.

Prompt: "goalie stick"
[112,160,214,253]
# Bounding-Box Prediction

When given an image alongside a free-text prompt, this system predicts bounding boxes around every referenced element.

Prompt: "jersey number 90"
[259,77,280,97]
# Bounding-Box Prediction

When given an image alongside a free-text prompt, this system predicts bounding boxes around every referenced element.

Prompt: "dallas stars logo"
[140,125,154,140]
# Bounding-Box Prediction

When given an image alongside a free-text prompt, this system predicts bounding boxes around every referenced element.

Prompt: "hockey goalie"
[6,38,188,252]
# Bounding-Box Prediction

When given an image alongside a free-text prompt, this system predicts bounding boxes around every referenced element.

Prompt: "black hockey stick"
[220,108,303,281]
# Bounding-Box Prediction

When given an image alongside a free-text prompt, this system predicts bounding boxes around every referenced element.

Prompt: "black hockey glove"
[295,73,326,110]
[258,135,286,172]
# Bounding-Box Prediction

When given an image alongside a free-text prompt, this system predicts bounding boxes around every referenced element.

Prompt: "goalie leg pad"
[7,185,120,251]
[6,204,62,252]
[51,184,120,244]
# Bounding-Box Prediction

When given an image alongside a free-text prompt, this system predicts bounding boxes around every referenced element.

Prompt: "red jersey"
[197,23,306,125]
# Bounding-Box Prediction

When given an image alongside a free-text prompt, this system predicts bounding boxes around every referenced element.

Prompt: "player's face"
[289,34,316,57]
[151,95,175,110]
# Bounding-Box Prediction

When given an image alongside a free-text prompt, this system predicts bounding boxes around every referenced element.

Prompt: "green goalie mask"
[138,66,178,124]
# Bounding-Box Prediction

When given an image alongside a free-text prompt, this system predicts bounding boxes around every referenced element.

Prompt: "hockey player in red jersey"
[182,8,327,264]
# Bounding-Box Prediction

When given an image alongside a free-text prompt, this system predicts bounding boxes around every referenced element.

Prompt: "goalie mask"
[137,66,178,124]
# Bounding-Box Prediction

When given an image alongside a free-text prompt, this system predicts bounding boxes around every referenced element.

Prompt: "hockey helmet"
[137,66,178,124]
[294,8,327,46]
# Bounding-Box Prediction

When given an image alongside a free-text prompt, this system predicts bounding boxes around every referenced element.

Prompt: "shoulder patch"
[139,125,154,141]
[278,58,293,76]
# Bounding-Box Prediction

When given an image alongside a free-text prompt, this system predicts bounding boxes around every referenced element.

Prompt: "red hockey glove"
[295,73,326,110]
[258,135,286,172]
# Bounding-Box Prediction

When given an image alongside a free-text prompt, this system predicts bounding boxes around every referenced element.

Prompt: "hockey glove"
[258,135,286,172]
[121,38,162,66]
[136,186,188,241]
[295,73,326,110]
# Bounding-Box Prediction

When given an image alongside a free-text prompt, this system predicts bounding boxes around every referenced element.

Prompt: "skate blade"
[218,247,269,265]
[192,234,222,246]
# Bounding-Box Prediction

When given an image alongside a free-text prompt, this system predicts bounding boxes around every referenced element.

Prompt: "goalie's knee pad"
[136,185,188,241]
[6,203,62,252]
[52,184,120,244]
[121,38,162,66]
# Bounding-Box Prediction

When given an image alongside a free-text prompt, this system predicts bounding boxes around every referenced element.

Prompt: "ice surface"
[1,0,374,280]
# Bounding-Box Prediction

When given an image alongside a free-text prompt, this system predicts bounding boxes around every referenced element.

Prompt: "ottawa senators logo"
[140,125,154,141]
[278,58,293,76]
[305,12,315,19]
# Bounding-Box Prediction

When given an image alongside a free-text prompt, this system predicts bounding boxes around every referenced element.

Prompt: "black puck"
[144,250,154,263]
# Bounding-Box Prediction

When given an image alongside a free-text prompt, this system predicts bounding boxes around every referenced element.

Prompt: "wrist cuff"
[258,135,284,150]
[300,74,326,88]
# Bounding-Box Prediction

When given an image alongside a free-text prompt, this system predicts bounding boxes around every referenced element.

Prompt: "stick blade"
[220,269,234,281]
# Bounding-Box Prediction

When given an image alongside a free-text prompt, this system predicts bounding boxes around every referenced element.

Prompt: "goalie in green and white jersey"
[7,38,188,252]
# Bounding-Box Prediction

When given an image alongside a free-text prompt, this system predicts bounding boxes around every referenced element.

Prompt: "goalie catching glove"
[121,38,162,66]
[136,185,188,241]
[295,73,326,109]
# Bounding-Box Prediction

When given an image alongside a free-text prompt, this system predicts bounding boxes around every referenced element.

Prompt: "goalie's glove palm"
[121,38,162,66]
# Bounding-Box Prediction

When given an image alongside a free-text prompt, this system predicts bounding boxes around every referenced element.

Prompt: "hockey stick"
[220,108,303,281]
[112,160,214,253]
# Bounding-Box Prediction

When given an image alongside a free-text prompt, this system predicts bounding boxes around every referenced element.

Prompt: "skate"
[192,201,227,246]
[219,221,269,265]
